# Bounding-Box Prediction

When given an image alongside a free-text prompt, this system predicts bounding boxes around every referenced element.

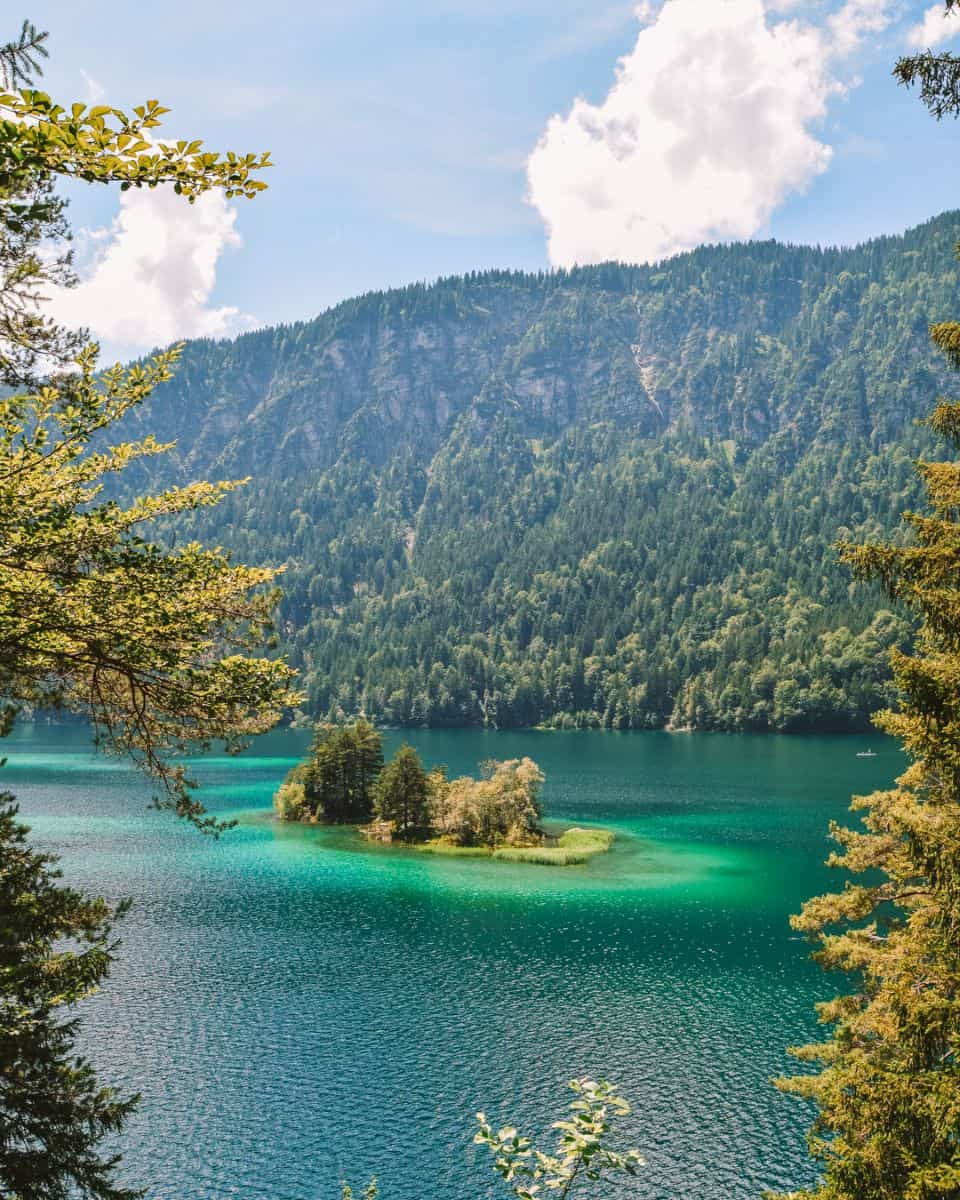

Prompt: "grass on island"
[412,843,491,858]
[558,827,615,853]
[411,826,614,867]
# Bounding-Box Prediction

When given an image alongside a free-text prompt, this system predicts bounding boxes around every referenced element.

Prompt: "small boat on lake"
[856,750,877,758]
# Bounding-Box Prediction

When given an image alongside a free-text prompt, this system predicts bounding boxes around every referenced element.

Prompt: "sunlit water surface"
[6,725,903,1200]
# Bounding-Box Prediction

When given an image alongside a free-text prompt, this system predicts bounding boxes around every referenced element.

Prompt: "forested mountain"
[122,212,960,732]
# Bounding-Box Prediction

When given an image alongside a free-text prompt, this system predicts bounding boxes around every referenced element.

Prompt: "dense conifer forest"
[119,212,960,731]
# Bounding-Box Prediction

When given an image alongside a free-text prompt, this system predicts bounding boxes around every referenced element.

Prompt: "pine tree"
[374,745,429,838]
[302,726,344,820]
[774,319,960,1198]
[0,798,139,1200]
[350,720,386,820]
[302,722,384,822]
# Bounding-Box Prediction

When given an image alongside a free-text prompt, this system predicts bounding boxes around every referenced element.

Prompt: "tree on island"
[273,778,308,822]
[351,720,386,815]
[275,736,547,852]
[432,758,544,848]
[373,744,430,839]
[288,720,384,823]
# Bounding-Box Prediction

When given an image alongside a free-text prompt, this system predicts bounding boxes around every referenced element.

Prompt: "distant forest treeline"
[115,213,960,731]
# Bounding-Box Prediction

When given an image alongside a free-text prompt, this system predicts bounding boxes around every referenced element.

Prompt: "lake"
[4,724,903,1200]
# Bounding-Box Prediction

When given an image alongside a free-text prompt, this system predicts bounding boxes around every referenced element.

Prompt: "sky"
[24,0,960,361]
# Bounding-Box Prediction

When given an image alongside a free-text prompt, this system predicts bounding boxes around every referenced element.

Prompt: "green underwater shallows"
[267,806,736,891]
[5,723,904,1200]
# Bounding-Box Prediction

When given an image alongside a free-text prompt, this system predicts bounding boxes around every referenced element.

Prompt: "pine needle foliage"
[895,2,960,120]
[773,321,960,1199]
[0,798,138,1200]
[0,20,48,89]
[373,744,430,838]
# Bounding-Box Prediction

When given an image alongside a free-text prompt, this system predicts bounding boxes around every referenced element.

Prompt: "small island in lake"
[273,720,613,866]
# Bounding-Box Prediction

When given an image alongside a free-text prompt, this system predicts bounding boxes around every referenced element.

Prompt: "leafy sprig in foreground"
[475,1078,644,1200]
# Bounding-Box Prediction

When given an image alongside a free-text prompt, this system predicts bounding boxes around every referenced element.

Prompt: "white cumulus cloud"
[906,2,960,48]
[527,0,894,267]
[828,0,892,55]
[47,186,247,359]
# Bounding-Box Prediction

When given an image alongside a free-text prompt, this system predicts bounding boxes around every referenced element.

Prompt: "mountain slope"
[126,212,960,731]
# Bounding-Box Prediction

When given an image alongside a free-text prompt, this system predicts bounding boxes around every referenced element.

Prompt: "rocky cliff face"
[126,215,959,486]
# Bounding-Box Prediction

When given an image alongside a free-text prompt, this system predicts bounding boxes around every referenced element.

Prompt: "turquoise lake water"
[4,724,904,1200]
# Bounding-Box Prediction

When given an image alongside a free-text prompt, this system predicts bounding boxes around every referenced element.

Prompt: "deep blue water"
[5,724,903,1200]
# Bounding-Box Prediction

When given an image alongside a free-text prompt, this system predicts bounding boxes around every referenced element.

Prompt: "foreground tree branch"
[0,345,301,831]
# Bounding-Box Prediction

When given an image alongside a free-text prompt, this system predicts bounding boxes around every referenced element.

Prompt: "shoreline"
[276,817,616,867]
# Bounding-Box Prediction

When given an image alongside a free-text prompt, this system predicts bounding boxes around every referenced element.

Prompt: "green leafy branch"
[475,1078,644,1200]
[0,90,271,199]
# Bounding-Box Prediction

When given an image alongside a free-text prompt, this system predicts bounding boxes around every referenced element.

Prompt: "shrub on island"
[428,757,545,849]
[273,779,308,822]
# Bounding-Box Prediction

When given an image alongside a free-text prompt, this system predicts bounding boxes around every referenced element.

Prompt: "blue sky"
[26,0,960,360]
